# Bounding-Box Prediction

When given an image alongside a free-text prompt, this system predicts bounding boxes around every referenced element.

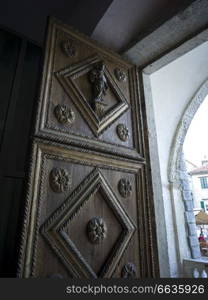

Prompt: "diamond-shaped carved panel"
[55,56,129,136]
[66,188,122,276]
[40,168,136,278]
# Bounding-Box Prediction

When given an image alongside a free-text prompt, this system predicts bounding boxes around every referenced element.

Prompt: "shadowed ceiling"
[92,0,196,52]
[0,0,195,50]
[0,0,113,45]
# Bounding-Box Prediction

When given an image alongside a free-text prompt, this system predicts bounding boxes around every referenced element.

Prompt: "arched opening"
[168,80,208,277]
[142,33,208,277]
[183,95,208,257]
[169,80,208,261]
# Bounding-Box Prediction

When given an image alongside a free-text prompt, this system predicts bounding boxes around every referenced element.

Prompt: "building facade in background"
[189,158,208,213]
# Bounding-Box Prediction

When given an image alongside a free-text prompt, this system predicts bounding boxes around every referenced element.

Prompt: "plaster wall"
[147,41,208,276]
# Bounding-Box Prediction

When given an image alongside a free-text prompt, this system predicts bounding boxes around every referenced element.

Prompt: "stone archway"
[168,79,208,259]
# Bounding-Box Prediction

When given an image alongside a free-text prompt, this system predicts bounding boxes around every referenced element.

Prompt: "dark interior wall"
[0,0,113,46]
[0,29,42,276]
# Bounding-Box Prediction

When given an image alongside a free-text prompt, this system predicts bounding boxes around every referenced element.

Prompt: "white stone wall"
[146,41,208,277]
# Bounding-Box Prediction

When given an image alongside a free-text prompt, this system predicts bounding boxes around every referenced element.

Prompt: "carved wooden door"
[18,18,159,278]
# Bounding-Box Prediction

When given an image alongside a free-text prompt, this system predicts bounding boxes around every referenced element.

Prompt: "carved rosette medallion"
[121,263,136,278]
[114,68,127,82]
[87,217,107,244]
[54,104,75,124]
[49,168,71,193]
[118,178,132,198]
[61,39,77,57]
[116,124,129,141]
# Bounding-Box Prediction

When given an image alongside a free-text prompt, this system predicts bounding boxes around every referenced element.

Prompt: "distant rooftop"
[189,165,208,175]
[188,157,208,175]
[186,155,208,175]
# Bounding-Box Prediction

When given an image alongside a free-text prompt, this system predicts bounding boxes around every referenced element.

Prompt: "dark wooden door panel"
[19,139,143,278]
[35,18,144,162]
[18,18,159,278]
